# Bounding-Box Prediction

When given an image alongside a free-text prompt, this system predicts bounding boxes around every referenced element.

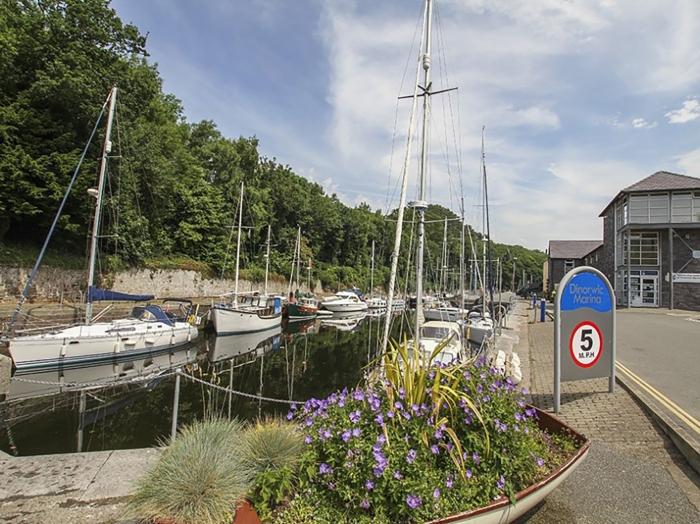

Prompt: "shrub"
[129,418,252,524]
[242,417,304,521]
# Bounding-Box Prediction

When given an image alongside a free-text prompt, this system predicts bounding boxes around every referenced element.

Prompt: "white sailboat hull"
[8,319,198,374]
[210,306,282,335]
[321,301,368,313]
[466,319,493,345]
[424,307,465,322]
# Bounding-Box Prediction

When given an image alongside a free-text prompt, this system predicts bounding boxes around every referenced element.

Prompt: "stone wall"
[0,266,324,302]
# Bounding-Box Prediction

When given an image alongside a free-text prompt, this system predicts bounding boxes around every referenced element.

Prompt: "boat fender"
[114,342,120,354]
[494,350,506,372]
[510,352,521,367]
[509,364,523,385]
[60,342,67,357]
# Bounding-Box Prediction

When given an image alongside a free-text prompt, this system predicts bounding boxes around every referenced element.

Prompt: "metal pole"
[227,360,234,418]
[171,368,182,441]
[296,226,301,291]
[370,239,375,297]
[669,228,674,309]
[77,389,86,452]
[85,86,117,324]
[233,183,244,304]
[414,0,434,345]
[264,224,271,295]
[554,291,561,413]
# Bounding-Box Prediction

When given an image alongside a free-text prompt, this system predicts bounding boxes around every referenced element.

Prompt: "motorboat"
[210,293,282,335]
[320,311,367,332]
[424,301,467,322]
[320,291,368,313]
[465,310,494,346]
[408,321,464,366]
[366,297,387,309]
[285,296,319,322]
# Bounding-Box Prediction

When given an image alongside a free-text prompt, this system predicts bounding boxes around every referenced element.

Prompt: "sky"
[111,0,700,250]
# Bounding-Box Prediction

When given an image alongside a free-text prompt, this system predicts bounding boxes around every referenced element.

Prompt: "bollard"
[171,368,182,442]
[540,298,546,322]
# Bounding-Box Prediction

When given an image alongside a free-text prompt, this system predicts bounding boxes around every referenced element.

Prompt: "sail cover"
[88,286,154,302]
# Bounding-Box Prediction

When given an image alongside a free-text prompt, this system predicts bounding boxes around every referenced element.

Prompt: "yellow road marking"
[616,361,700,435]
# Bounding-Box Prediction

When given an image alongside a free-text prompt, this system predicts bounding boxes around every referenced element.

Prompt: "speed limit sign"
[554,266,615,413]
[569,321,603,368]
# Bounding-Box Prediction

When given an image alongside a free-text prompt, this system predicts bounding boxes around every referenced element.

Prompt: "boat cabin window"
[421,326,453,339]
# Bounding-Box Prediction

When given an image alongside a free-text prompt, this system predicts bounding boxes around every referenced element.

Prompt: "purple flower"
[434,428,443,439]
[304,435,313,445]
[497,475,505,490]
[373,466,386,477]
[319,463,333,475]
[446,475,454,488]
[353,390,365,402]
[494,419,508,432]
[406,494,422,509]
[393,470,403,480]
[515,412,524,422]
[349,410,361,423]
[517,400,526,408]
[411,403,420,413]
[472,452,481,465]
[406,449,417,464]
[386,410,395,419]
[433,488,441,499]
[365,480,375,491]
[376,434,386,445]
[360,498,370,509]
[525,407,536,418]
[341,430,352,442]
[402,411,412,420]
[398,387,406,399]
[286,411,294,421]
[369,396,381,411]
[305,418,313,427]
[352,427,362,438]
[394,401,404,411]
[430,444,440,455]
[466,468,473,479]
[536,457,545,467]
[374,413,385,425]
[318,428,332,440]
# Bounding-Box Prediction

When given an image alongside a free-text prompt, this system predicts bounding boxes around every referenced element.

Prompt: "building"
[598,171,700,310]
[545,240,603,295]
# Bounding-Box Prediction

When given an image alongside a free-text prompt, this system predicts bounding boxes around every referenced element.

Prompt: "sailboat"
[209,184,282,334]
[283,227,319,322]
[465,128,494,346]
[4,87,198,374]
[381,0,464,364]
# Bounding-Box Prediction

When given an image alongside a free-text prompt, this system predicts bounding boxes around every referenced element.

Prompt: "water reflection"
[0,310,406,455]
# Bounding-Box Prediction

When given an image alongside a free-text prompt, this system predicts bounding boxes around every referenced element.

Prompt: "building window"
[564,259,575,273]
[629,193,669,224]
[615,198,628,228]
[625,232,659,266]
[671,192,700,222]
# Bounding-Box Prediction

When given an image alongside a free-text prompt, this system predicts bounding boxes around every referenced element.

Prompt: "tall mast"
[85,86,117,324]
[233,182,244,305]
[370,239,375,297]
[295,226,301,290]
[481,128,487,317]
[460,196,465,317]
[264,224,271,295]
[441,217,448,293]
[482,127,495,320]
[414,0,434,344]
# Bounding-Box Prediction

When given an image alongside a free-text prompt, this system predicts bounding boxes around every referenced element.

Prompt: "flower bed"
[263,353,584,523]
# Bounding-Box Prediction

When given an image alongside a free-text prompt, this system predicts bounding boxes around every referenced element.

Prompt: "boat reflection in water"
[8,344,199,401]
[319,311,368,332]
[207,326,283,364]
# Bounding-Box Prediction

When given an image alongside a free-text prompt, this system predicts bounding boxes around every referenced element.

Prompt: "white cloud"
[676,147,700,175]
[631,117,657,129]
[665,98,700,124]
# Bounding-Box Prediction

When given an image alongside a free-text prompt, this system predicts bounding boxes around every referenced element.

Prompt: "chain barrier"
[178,370,297,406]
[9,369,178,389]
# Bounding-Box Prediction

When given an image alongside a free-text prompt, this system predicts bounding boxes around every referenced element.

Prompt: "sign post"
[554,266,615,413]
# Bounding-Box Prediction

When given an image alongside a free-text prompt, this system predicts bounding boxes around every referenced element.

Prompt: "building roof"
[600,171,700,216]
[548,240,603,260]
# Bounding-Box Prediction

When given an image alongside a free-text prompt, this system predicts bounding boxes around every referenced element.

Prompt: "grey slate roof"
[623,171,700,192]
[548,240,603,260]
[600,171,700,216]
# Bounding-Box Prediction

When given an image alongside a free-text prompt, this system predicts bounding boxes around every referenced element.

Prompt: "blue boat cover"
[143,305,174,326]
[88,286,154,302]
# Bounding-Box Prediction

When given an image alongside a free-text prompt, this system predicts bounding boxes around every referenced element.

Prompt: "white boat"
[320,291,368,313]
[4,88,198,374]
[366,297,387,309]
[320,311,367,332]
[408,321,464,366]
[424,303,467,322]
[210,293,282,335]
[465,311,494,346]
[210,188,282,335]
[9,340,198,400]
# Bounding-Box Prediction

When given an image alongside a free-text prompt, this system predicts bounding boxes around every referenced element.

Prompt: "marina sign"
[672,272,700,283]
[554,266,615,413]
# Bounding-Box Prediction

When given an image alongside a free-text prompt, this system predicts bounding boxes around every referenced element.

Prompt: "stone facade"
[660,228,700,310]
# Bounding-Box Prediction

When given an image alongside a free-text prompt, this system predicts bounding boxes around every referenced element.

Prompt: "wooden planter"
[428,407,590,524]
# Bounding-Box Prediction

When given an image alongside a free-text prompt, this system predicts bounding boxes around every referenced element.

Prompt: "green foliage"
[250,467,296,522]
[241,417,304,474]
[129,418,252,524]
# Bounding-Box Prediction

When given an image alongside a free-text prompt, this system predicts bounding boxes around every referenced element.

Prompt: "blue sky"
[112,0,700,250]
